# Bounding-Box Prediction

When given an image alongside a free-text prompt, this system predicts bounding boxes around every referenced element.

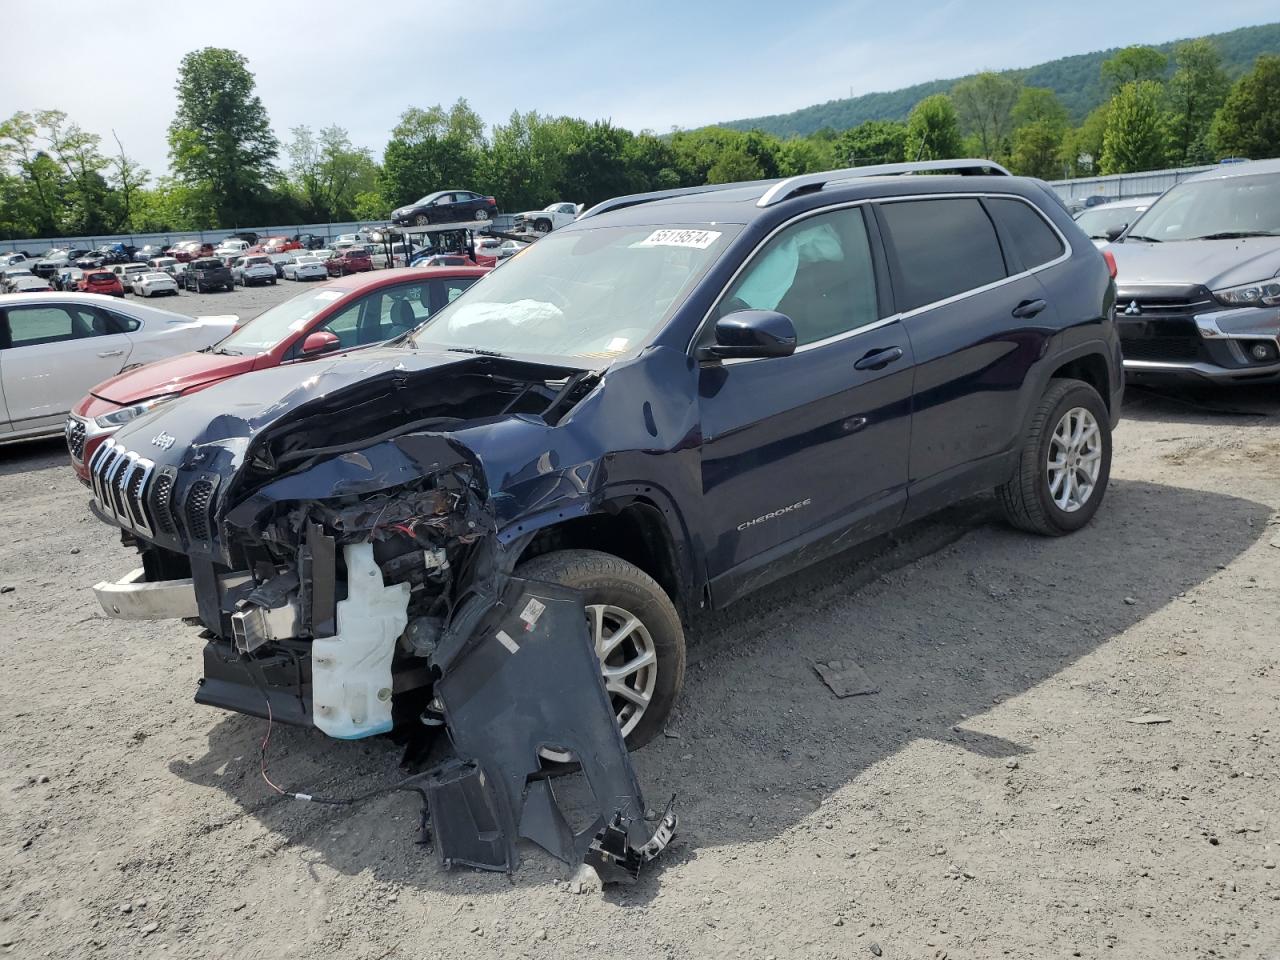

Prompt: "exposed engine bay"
[88,351,676,881]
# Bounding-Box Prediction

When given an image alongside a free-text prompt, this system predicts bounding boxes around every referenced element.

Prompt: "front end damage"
[87,351,676,881]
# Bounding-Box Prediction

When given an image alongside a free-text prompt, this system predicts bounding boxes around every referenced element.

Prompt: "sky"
[2,0,1277,179]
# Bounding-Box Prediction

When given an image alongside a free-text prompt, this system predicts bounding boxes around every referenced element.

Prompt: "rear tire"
[997,378,1112,536]
[513,549,684,751]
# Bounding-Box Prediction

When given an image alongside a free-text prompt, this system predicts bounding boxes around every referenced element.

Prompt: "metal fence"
[0,216,519,256]
[1044,164,1219,203]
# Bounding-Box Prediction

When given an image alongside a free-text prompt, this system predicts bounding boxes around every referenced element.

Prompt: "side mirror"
[1104,223,1128,242]
[300,330,340,355]
[697,310,798,361]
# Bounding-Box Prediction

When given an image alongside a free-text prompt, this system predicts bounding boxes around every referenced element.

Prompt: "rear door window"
[2,304,113,348]
[986,197,1066,270]
[877,198,1008,312]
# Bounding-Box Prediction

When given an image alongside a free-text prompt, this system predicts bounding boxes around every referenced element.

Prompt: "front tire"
[513,549,684,751]
[997,378,1112,536]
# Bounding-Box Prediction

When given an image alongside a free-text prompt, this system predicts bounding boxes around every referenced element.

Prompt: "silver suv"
[1109,158,1280,384]
[231,255,278,287]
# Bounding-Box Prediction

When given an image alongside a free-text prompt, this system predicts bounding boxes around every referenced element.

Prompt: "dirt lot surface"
[2,366,1279,958]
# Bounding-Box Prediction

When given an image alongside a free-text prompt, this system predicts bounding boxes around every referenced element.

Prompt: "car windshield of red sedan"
[409,223,740,361]
[214,288,348,355]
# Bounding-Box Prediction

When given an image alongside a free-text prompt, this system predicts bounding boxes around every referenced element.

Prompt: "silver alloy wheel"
[538,603,657,763]
[474,209,490,221]
[1047,406,1102,513]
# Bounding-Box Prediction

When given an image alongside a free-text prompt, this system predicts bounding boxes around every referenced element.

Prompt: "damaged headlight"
[1213,278,1280,308]
[94,392,181,428]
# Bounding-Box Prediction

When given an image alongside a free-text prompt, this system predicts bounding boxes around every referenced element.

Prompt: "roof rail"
[577,178,785,221]
[756,159,1011,207]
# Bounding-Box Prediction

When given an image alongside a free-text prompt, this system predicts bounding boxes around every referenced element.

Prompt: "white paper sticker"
[634,229,722,250]
[495,629,520,654]
[314,290,343,301]
[519,597,546,630]
[607,337,630,352]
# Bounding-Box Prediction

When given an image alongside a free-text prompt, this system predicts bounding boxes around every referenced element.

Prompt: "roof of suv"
[579,171,1051,229]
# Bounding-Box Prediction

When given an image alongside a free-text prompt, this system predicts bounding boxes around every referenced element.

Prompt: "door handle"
[1012,298,1048,319]
[98,349,125,357]
[854,346,904,371]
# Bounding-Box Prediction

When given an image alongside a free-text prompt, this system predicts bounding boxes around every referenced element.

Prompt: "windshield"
[215,288,347,354]
[1075,204,1144,239]
[1126,172,1280,241]
[410,223,739,360]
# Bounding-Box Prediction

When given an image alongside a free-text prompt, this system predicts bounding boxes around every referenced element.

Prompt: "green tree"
[0,111,68,236]
[1167,39,1230,165]
[835,119,907,165]
[777,136,834,176]
[1101,46,1168,91]
[167,48,278,227]
[951,72,1019,159]
[1008,88,1068,180]
[1012,87,1069,129]
[381,99,486,208]
[1210,54,1280,161]
[1009,122,1065,179]
[706,145,763,183]
[904,94,963,161]
[1058,103,1110,177]
[1100,81,1169,174]
[286,124,378,222]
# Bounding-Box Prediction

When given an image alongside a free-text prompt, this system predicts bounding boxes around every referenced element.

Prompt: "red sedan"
[326,248,373,276]
[78,269,125,297]
[250,236,303,255]
[66,266,489,481]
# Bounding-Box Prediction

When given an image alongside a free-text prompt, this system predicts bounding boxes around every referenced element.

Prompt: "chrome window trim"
[688,192,1072,364]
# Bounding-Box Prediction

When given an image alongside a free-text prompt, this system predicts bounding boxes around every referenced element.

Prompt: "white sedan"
[130,271,180,298]
[0,292,236,442]
[282,255,327,280]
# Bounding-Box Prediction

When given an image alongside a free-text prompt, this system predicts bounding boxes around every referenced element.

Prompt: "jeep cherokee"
[86,159,1121,750]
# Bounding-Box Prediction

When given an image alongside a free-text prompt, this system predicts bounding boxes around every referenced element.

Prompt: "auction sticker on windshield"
[634,229,722,249]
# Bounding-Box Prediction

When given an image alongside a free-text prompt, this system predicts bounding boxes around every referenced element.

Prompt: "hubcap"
[538,603,657,763]
[1047,406,1102,513]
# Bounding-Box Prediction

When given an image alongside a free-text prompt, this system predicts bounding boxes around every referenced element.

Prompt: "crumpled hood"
[92,350,253,405]
[110,347,473,471]
[1111,237,1280,290]
[106,346,590,498]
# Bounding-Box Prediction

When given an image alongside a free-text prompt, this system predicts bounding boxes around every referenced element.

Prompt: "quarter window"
[878,198,1007,312]
[717,207,880,347]
[987,198,1065,269]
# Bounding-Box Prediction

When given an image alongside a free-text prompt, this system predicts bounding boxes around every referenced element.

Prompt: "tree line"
[2,42,1278,240]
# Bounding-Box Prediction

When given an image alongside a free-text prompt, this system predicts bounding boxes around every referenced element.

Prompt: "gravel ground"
[1,355,1278,959]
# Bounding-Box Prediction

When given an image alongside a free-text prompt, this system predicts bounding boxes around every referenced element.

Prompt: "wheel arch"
[506,486,697,618]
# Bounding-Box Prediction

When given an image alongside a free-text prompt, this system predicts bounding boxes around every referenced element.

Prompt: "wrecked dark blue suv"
[88,159,1122,753]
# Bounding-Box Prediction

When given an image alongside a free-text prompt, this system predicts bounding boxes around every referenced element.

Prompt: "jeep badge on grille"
[151,432,176,450]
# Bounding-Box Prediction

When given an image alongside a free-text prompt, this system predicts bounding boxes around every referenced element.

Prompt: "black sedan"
[391,190,498,227]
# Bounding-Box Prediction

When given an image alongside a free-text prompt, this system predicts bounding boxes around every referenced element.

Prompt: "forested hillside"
[719,22,1280,136]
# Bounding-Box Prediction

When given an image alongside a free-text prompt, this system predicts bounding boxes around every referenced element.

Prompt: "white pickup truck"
[512,201,582,234]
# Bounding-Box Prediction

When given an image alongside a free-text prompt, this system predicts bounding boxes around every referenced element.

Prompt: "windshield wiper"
[1185,230,1278,241]
[1123,234,1162,243]
[215,347,242,356]
[446,346,508,358]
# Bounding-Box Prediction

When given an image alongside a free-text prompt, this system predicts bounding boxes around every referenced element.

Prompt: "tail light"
[1102,249,1117,280]
[486,197,496,205]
